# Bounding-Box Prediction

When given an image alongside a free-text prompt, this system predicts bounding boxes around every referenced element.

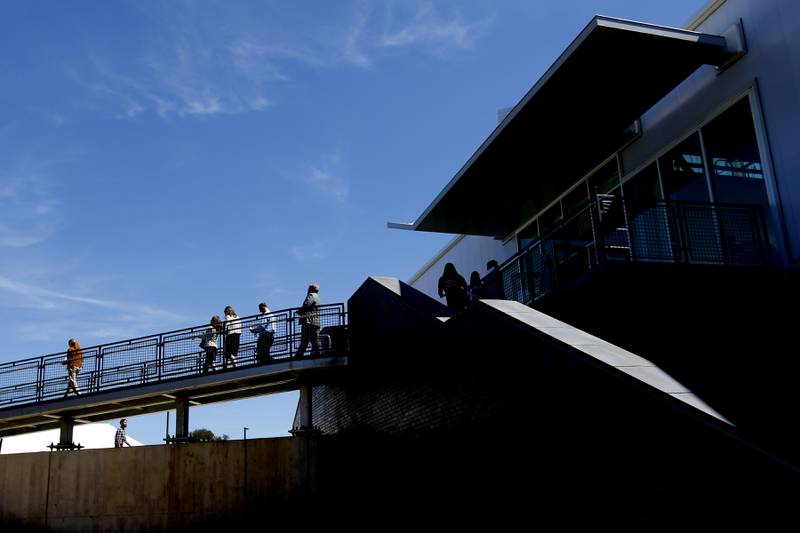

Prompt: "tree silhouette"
[189,428,229,442]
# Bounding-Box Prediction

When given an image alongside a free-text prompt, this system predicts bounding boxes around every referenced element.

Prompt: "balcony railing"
[499,197,768,305]
[0,304,347,409]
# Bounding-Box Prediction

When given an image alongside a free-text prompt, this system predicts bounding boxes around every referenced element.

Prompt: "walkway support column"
[290,385,317,435]
[58,417,74,447]
[176,398,190,439]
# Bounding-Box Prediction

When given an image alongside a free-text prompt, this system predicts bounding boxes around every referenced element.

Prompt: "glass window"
[538,202,563,238]
[702,97,769,208]
[562,182,589,220]
[588,159,621,197]
[517,219,539,250]
[659,133,709,203]
[622,162,661,218]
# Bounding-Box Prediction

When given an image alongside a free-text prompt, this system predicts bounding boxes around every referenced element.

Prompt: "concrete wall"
[305,275,800,512]
[0,437,317,531]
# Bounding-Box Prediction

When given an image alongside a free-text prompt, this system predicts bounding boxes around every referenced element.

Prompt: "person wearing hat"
[294,283,321,358]
[114,418,131,448]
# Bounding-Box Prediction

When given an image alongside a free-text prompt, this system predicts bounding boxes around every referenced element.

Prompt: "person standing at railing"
[223,306,241,369]
[250,302,276,363]
[438,263,468,312]
[468,271,482,303]
[294,283,321,358]
[482,259,504,300]
[200,316,222,373]
[63,338,83,397]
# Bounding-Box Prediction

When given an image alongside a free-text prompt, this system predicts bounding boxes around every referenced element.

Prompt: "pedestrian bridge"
[0,304,348,442]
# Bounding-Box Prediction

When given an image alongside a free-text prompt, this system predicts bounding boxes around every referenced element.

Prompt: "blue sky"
[0,0,709,444]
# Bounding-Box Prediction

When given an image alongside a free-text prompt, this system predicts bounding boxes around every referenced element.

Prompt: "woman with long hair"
[468,270,483,303]
[438,262,468,313]
[223,306,241,369]
[200,316,222,373]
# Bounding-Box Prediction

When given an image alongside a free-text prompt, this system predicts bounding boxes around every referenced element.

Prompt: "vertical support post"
[157,335,164,382]
[59,417,74,447]
[175,398,190,439]
[288,312,295,355]
[290,385,317,436]
[300,385,312,431]
[37,357,45,402]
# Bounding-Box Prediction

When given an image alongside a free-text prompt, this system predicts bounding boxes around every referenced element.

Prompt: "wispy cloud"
[343,9,372,67]
[70,2,492,119]
[0,171,59,248]
[252,270,293,298]
[376,1,494,60]
[307,167,349,205]
[290,241,327,262]
[299,153,350,206]
[380,4,476,50]
[0,275,184,321]
[68,13,277,121]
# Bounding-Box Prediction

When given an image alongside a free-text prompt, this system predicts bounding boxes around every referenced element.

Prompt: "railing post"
[754,206,769,265]
[157,334,164,382]
[36,357,44,402]
[288,313,295,355]
[93,349,101,394]
[589,203,601,266]
[96,350,104,394]
[716,204,731,265]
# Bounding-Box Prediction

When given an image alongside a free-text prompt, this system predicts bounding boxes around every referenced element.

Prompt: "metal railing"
[0,303,347,409]
[499,198,768,305]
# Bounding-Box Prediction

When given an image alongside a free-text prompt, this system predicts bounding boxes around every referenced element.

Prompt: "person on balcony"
[200,316,223,373]
[294,283,321,358]
[438,263,468,312]
[250,302,276,363]
[468,271,482,303]
[223,306,241,369]
[63,338,84,397]
[482,260,505,300]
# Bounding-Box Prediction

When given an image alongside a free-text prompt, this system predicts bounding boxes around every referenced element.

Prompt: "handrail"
[0,303,348,409]
[494,197,768,305]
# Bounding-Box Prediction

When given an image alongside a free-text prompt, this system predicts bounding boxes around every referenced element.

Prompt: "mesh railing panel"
[718,207,765,266]
[497,200,767,305]
[628,206,675,262]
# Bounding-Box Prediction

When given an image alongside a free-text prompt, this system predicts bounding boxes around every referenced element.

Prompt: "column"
[176,398,190,439]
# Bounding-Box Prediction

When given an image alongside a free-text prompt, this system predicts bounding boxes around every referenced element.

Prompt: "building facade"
[403,0,800,303]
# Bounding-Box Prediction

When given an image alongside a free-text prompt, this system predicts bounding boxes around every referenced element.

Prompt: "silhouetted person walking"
[200,316,222,373]
[63,338,83,397]
[223,306,241,369]
[468,270,482,303]
[482,259,504,299]
[251,302,276,363]
[438,262,468,312]
[294,283,321,358]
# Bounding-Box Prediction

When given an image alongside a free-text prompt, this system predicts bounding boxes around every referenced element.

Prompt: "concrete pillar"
[59,417,74,446]
[176,398,190,439]
[297,385,313,432]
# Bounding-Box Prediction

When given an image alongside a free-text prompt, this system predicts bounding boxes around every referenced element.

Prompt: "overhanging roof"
[390,16,734,238]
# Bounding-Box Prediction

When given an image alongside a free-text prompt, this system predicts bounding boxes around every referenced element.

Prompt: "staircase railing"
[497,197,768,305]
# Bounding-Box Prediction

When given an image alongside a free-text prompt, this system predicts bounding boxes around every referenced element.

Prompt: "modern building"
[393,0,800,462]
[3,3,799,528]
